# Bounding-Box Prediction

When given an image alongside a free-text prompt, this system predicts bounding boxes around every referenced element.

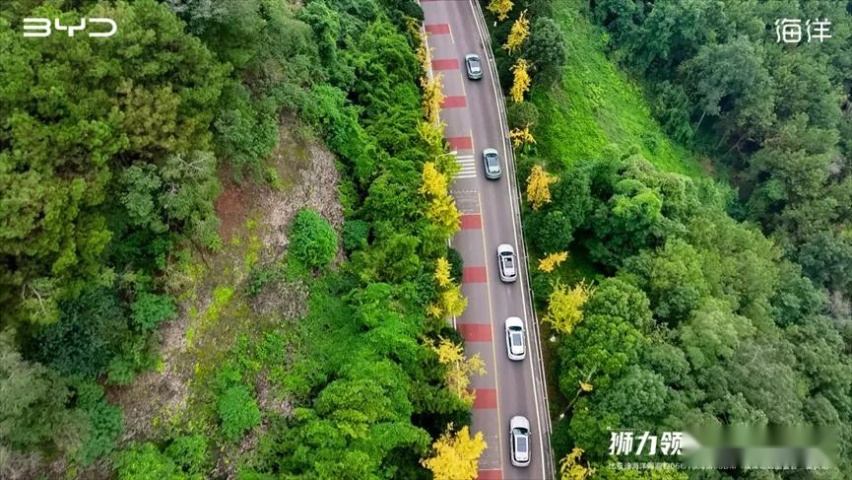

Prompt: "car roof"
[510,416,530,430]
[505,317,524,329]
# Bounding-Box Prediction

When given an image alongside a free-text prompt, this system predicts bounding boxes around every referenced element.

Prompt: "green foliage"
[547,151,852,471]
[289,209,338,270]
[115,442,186,480]
[342,219,370,253]
[29,287,129,379]
[132,293,178,333]
[0,330,85,456]
[246,263,284,297]
[589,0,852,291]
[75,380,124,466]
[446,247,464,285]
[524,16,567,84]
[217,385,261,443]
[507,101,540,130]
[164,435,208,475]
[0,0,230,327]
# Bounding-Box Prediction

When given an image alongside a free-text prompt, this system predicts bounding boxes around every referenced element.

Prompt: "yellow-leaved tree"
[487,0,513,21]
[430,337,486,404]
[421,424,487,480]
[526,164,557,210]
[510,58,531,103]
[426,194,462,236]
[538,251,568,273]
[434,256,453,288]
[509,123,536,149]
[420,162,448,197]
[544,279,596,335]
[422,73,445,125]
[503,10,530,54]
[418,120,447,159]
[559,447,595,480]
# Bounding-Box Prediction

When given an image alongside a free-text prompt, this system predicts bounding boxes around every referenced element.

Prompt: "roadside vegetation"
[487,0,852,479]
[1,0,484,478]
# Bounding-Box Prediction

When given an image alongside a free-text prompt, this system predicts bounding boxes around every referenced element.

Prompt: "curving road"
[420,1,555,478]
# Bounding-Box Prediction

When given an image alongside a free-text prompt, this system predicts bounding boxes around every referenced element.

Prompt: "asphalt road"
[419,1,555,478]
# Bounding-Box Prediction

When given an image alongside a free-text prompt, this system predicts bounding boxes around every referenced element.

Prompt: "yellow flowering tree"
[510,58,531,103]
[421,424,487,480]
[503,11,530,54]
[526,164,557,210]
[538,251,568,273]
[430,338,486,404]
[559,447,595,480]
[509,124,536,149]
[544,279,596,335]
[487,0,513,21]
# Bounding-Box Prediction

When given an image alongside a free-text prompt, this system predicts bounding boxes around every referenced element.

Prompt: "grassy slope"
[528,0,708,420]
[531,0,705,178]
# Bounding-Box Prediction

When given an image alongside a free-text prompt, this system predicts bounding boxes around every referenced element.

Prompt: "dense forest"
[482,0,852,478]
[1,0,479,477]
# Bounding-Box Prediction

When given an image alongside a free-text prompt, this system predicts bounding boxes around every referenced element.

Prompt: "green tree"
[524,17,567,83]
[289,209,338,270]
[218,385,261,443]
[115,442,187,480]
[0,330,85,456]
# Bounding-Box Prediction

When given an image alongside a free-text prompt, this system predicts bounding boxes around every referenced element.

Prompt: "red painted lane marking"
[446,136,473,150]
[442,95,466,108]
[458,323,492,342]
[432,58,459,70]
[478,470,503,480]
[460,214,482,230]
[425,23,450,34]
[473,388,498,409]
[462,266,487,284]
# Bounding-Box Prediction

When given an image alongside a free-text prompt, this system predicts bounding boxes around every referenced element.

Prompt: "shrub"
[507,101,540,130]
[447,247,464,284]
[165,434,208,475]
[76,381,124,466]
[289,208,338,269]
[342,219,370,253]
[218,385,261,442]
[30,287,128,379]
[131,293,177,333]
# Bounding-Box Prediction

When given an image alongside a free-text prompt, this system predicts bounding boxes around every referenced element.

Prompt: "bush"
[447,247,464,284]
[218,385,261,442]
[342,219,370,253]
[246,264,284,297]
[115,443,179,480]
[75,381,124,465]
[165,434,208,475]
[131,293,177,333]
[289,208,338,269]
[30,287,128,379]
[507,101,540,130]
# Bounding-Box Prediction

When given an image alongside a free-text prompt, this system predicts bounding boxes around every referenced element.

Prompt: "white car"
[509,416,531,467]
[497,244,517,283]
[505,317,526,361]
[482,148,501,180]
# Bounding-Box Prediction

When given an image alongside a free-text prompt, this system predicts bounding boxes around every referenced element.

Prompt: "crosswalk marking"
[455,154,477,179]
